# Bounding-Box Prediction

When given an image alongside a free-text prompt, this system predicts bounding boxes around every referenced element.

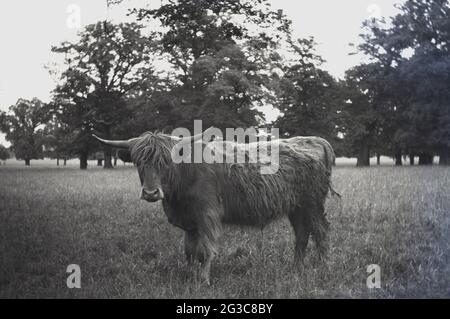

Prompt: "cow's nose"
[140,187,164,202]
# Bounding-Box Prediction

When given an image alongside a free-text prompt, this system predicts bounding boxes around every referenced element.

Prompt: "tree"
[0,144,10,163]
[133,0,291,131]
[0,98,49,166]
[397,50,450,165]
[358,0,450,165]
[41,119,72,166]
[51,21,155,168]
[275,37,341,144]
[50,68,97,169]
[339,62,401,166]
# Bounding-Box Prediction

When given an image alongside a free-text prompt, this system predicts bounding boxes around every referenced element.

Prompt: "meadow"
[0,159,449,298]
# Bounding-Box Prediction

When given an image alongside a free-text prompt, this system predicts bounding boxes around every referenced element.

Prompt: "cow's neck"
[161,162,196,202]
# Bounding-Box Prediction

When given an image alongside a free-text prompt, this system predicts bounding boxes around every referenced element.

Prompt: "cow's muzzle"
[140,187,164,202]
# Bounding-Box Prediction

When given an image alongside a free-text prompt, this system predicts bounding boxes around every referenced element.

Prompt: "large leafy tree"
[340,63,389,166]
[0,98,49,166]
[133,0,291,131]
[51,66,96,169]
[51,21,155,168]
[275,38,341,145]
[358,0,450,165]
[397,50,450,165]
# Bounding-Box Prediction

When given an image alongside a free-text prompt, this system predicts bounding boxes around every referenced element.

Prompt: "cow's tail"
[321,141,343,216]
[321,141,341,199]
[329,185,341,199]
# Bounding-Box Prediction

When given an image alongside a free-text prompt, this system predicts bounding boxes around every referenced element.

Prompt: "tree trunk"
[376,153,381,165]
[113,155,117,166]
[97,159,103,166]
[102,148,113,168]
[395,151,402,166]
[409,154,414,166]
[418,153,433,165]
[25,158,30,166]
[57,157,60,166]
[80,152,88,170]
[64,158,67,166]
[438,147,449,165]
[357,142,370,166]
[102,125,113,169]
[103,148,113,168]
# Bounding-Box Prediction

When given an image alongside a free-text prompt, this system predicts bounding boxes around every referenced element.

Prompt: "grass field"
[0,159,449,298]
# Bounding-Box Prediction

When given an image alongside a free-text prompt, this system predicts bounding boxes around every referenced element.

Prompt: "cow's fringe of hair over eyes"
[129,132,176,170]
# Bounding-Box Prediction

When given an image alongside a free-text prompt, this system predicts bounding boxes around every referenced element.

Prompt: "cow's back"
[217,143,330,227]
[283,136,335,172]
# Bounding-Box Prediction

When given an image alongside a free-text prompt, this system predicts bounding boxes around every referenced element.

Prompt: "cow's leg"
[195,209,222,285]
[198,248,214,285]
[309,202,329,262]
[184,231,198,265]
[196,232,219,285]
[288,210,311,267]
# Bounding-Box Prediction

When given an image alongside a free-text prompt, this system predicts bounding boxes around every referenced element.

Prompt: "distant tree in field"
[50,68,96,169]
[359,0,450,165]
[51,21,155,169]
[339,63,398,166]
[42,119,72,166]
[275,37,341,144]
[0,98,49,166]
[133,0,291,131]
[396,50,450,165]
[0,144,10,163]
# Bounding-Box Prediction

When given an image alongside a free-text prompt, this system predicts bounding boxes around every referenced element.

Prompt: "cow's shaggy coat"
[283,136,341,197]
[127,132,332,283]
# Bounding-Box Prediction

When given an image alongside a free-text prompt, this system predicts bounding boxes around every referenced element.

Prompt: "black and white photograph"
[0,0,449,301]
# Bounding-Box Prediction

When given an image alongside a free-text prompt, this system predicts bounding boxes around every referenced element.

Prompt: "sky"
[0,0,403,146]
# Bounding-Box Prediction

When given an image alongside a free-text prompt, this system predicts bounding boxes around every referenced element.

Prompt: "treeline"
[0,0,449,167]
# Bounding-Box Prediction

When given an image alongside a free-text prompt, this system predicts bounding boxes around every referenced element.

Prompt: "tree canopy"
[132,0,290,130]
[0,98,49,165]
[355,0,450,165]
[1,0,449,168]
[51,21,156,168]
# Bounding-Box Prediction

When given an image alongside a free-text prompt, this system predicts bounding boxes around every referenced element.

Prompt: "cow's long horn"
[92,134,132,149]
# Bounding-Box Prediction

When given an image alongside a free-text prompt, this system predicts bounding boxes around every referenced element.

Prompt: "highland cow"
[93,129,332,284]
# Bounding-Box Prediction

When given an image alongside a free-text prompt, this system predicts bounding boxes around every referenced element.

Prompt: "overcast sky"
[0,0,403,145]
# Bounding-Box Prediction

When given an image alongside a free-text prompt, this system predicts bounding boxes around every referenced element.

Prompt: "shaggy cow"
[93,130,332,284]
